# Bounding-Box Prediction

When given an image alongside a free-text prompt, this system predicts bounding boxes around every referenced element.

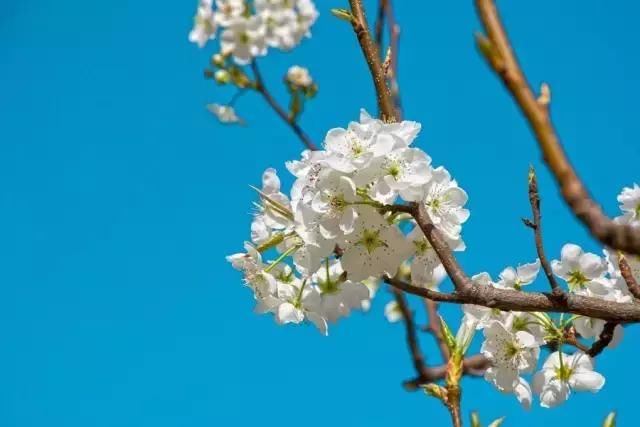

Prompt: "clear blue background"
[2,1,639,426]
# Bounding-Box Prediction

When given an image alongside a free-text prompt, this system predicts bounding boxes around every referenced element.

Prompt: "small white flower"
[573,317,624,348]
[420,166,470,241]
[364,147,432,204]
[407,226,448,290]
[189,0,217,48]
[340,206,413,281]
[497,259,541,290]
[287,65,313,88]
[313,259,369,322]
[533,351,605,408]
[551,243,608,293]
[220,16,267,65]
[309,170,359,241]
[384,300,403,323]
[207,103,242,124]
[617,183,640,224]
[214,0,244,27]
[481,320,540,393]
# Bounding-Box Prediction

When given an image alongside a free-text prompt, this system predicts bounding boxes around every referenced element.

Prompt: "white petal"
[514,377,533,410]
[569,370,605,392]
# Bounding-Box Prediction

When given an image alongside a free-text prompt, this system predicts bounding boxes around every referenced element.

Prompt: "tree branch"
[385,274,640,323]
[474,0,640,255]
[348,0,398,122]
[523,166,563,295]
[373,0,402,118]
[422,299,451,361]
[619,255,640,300]
[390,287,430,382]
[250,61,317,151]
[587,322,617,357]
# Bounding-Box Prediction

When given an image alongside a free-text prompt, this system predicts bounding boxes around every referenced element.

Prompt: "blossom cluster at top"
[189,0,318,63]
[227,110,469,334]
[226,109,640,409]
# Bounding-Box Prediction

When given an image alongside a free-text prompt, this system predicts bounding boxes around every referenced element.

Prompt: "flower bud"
[211,53,225,67]
[214,69,231,84]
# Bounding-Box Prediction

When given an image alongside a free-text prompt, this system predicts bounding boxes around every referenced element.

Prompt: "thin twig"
[474,0,640,255]
[250,61,317,151]
[619,255,640,299]
[374,0,387,50]
[422,299,451,361]
[390,287,430,383]
[523,166,563,295]
[587,322,617,357]
[348,0,398,122]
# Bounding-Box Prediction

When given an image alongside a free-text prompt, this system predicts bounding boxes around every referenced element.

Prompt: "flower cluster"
[189,0,318,62]
[227,110,469,334]
[226,107,638,410]
[461,186,639,408]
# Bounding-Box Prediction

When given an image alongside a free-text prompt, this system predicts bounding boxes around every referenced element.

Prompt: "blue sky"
[1,1,639,426]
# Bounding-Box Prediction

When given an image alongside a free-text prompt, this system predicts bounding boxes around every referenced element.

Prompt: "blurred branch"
[373,0,402,118]
[250,61,317,151]
[619,255,640,299]
[347,0,398,122]
[474,0,640,255]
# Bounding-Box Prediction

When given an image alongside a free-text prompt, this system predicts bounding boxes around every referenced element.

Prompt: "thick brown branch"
[250,61,317,151]
[348,0,398,122]
[474,0,640,255]
[587,322,617,357]
[524,167,563,294]
[385,275,640,323]
[619,256,640,299]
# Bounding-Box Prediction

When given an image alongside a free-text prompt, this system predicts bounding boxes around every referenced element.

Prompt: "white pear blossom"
[308,170,359,241]
[220,16,267,65]
[214,0,244,27]
[313,259,369,322]
[407,226,447,289]
[420,166,470,241]
[340,206,413,281]
[255,0,318,50]
[207,103,242,124]
[552,243,608,294]
[533,352,605,408]
[617,183,640,224]
[384,300,403,323]
[365,148,432,204]
[573,316,623,347]
[287,65,313,88]
[481,320,540,394]
[189,0,217,48]
[497,259,541,290]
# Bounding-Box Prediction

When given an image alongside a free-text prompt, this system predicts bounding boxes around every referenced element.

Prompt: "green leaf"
[470,412,481,427]
[487,417,506,427]
[603,412,616,427]
[330,8,354,22]
[438,315,457,353]
[421,383,446,401]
